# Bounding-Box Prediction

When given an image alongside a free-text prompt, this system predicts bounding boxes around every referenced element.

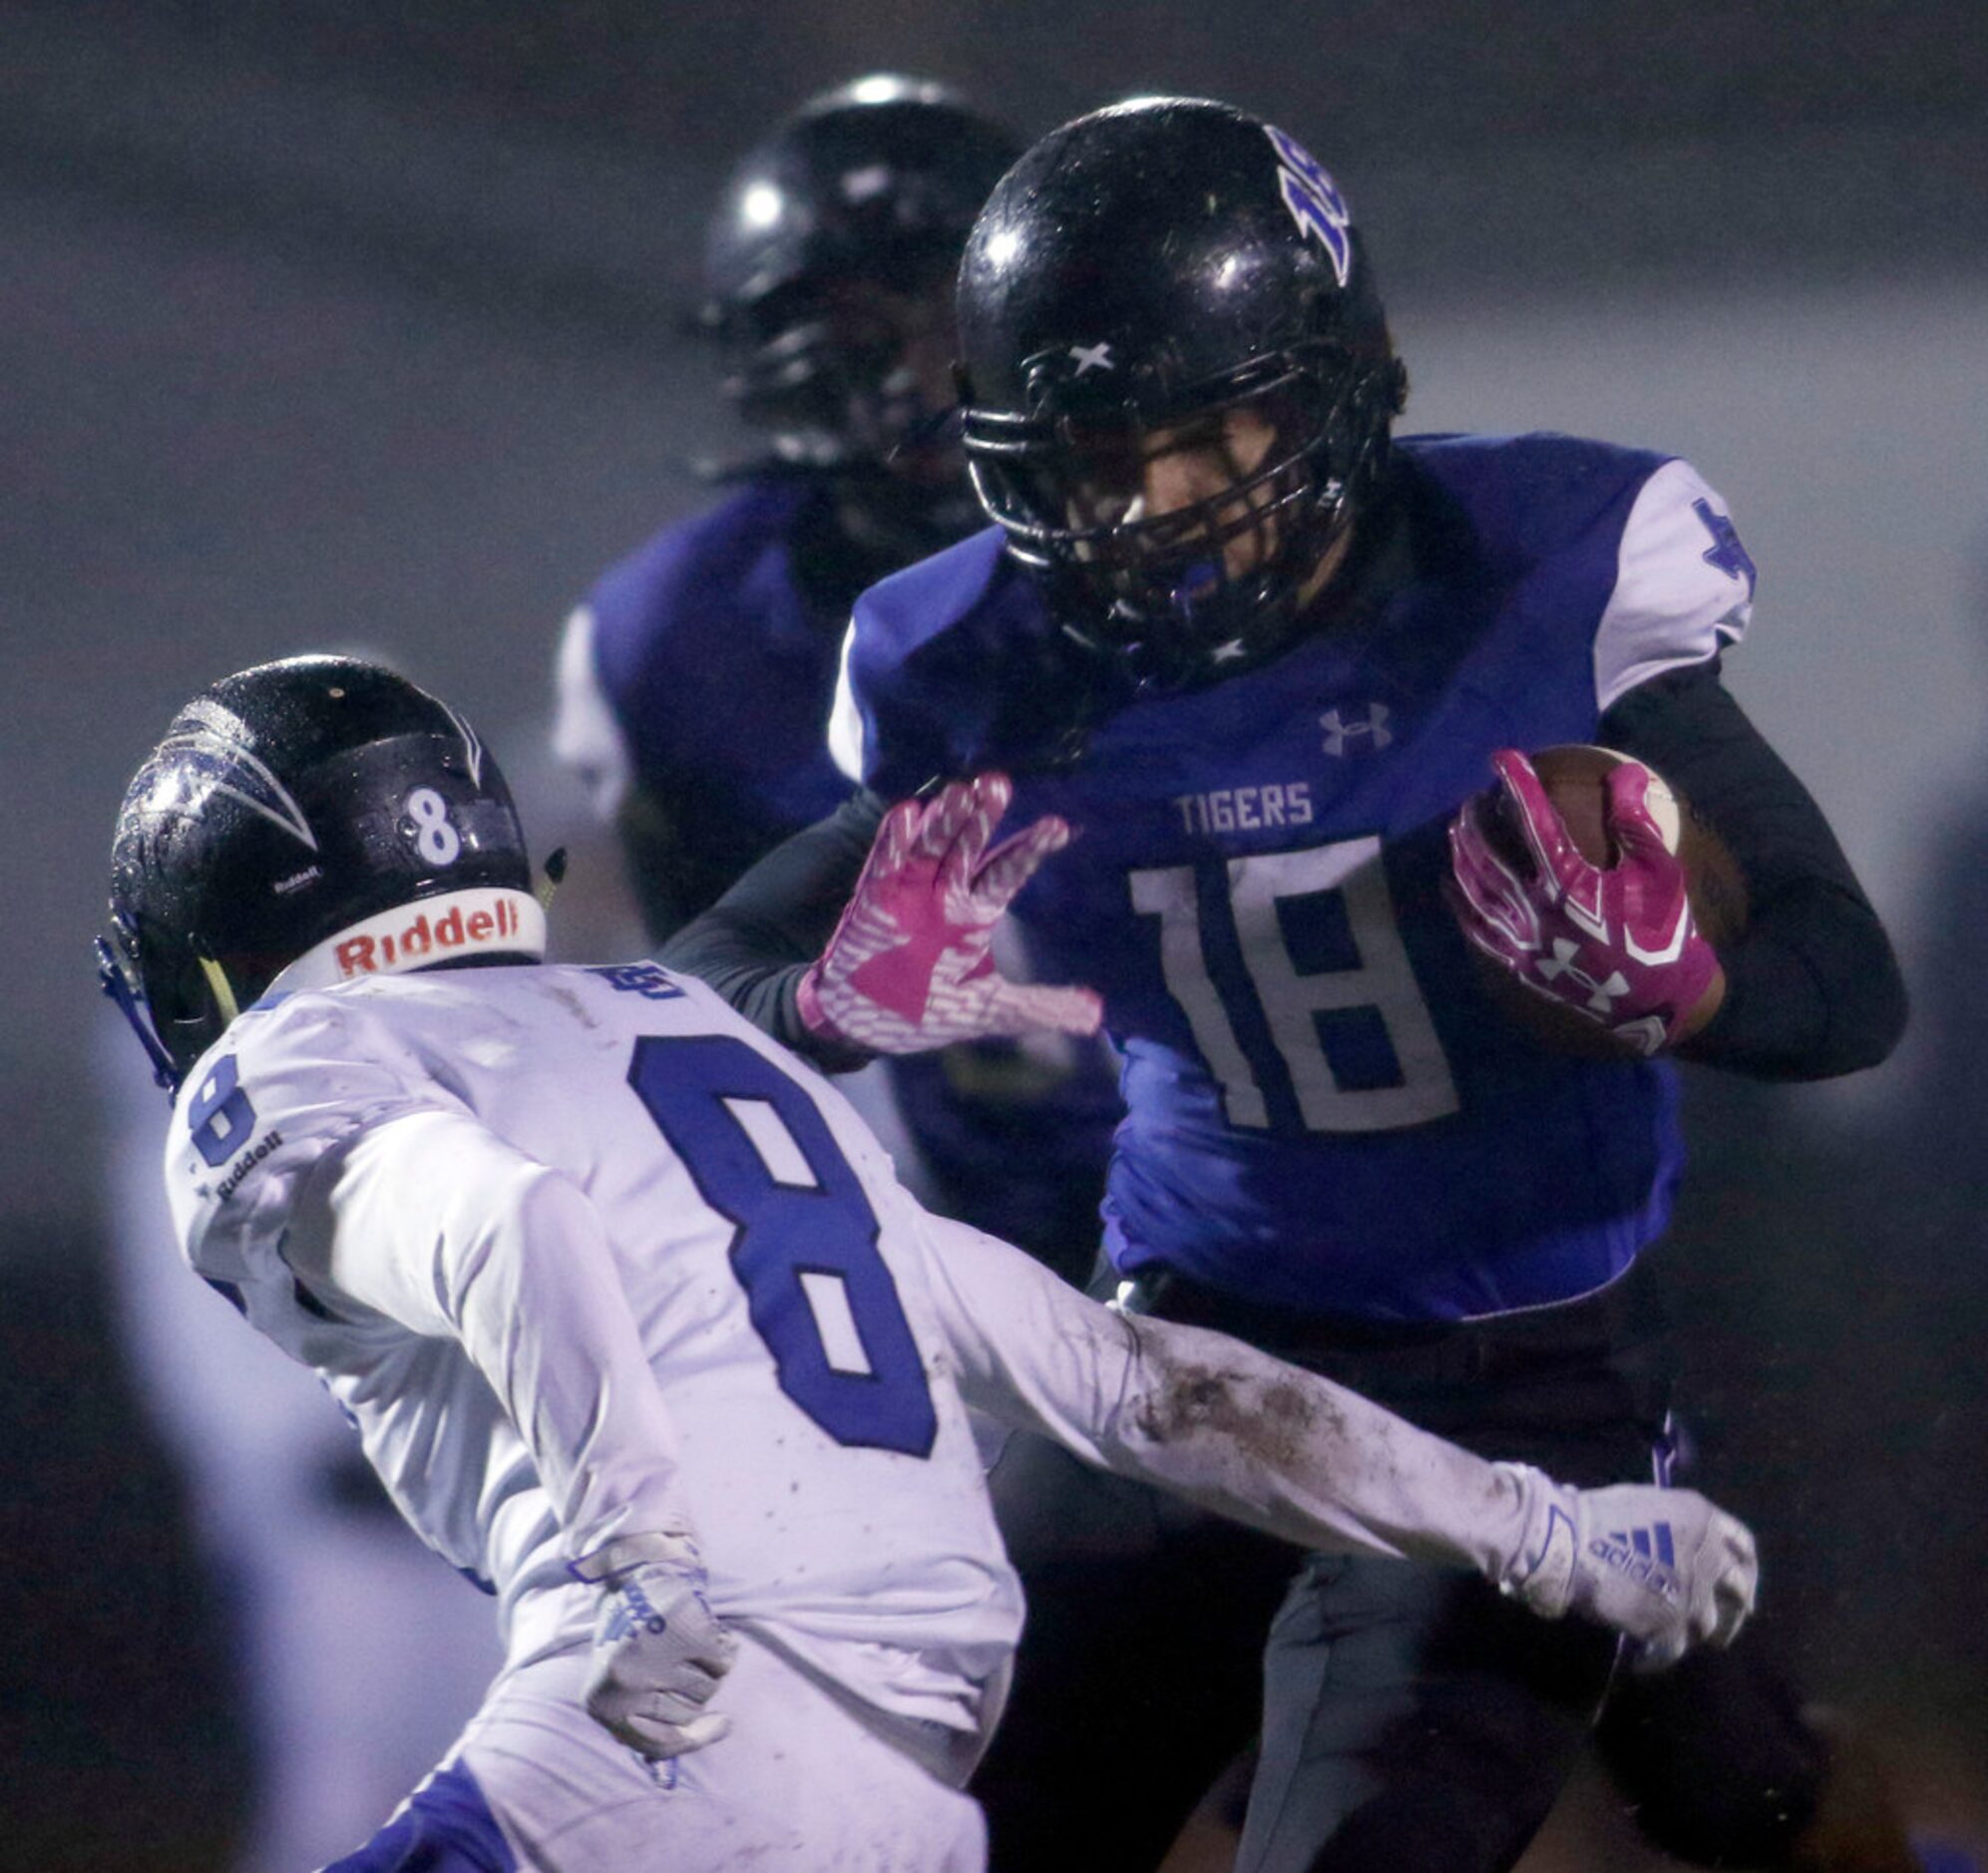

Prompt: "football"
[1492,743,1677,865]
[1465,744,1747,1057]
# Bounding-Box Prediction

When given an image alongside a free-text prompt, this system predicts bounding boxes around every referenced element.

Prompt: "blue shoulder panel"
[588,479,815,708]
[1404,430,1672,568]
[847,528,1063,798]
[584,477,849,834]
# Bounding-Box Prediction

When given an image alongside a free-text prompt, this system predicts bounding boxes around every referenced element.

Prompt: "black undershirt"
[1601,658,1905,1077]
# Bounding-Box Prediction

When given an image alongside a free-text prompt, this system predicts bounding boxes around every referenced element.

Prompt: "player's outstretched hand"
[1497,1466,1759,1669]
[797,772,1103,1055]
[1449,749,1722,1055]
[571,1529,739,1758]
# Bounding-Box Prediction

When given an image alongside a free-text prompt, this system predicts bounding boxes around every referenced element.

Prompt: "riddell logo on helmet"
[271,887,546,996]
[336,897,527,977]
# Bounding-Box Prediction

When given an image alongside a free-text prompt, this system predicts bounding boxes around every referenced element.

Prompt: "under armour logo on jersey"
[1692,498,1757,593]
[1068,342,1115,376]
[1591,1522,1682,1600]
[1534,938,1630,1013]
[1320,702,1392,756]
[1264,125,1352,285]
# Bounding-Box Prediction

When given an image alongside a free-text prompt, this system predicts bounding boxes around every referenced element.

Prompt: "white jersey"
[168,959,1032,1743]
[167,958,1543,1765]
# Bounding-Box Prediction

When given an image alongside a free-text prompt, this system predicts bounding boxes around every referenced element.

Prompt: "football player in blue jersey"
[662,97,1914,1873]
[553,75,1117,1286]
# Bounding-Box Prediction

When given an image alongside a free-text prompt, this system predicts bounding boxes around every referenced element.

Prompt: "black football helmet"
[101,656,540,1087]
[957,97,1407,691]
[700,76,1021,506]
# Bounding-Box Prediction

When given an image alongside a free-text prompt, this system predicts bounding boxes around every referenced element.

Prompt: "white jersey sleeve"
[915,1213,1533,1583]
[171,995,689,1567]
[1593,458,1756,712]
[551,603,634,820]
[289,1110,689,1562]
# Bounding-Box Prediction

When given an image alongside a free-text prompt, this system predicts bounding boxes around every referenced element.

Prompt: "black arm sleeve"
[656,787,889,1066]
[1599,658,1908,1080]
[614,778,766,944]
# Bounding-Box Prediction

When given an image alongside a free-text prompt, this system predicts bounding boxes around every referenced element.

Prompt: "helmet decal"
[1264,125,1352,286]
[439,699,486,787]
[839,164,893,203]
[160,700,318,852]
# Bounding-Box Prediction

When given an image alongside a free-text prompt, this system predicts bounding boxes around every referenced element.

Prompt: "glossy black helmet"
[701,75,1022,476]
[957,97,1407,691]
[101,656,542,1086]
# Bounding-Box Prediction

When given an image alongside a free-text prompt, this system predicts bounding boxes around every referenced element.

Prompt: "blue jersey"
[563,479,852,854]
[834,434,1759,1320]
[555,475,1120,1263]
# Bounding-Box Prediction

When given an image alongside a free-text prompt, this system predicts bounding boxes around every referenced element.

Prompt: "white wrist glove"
[569,1528,739,1758]
[1496,1464,1759,1670]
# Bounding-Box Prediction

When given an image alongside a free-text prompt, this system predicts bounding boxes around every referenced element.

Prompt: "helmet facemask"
[713,264,987,562]
[965,347,1399,692]
[95,916,198,1090]
[718,263,958,469]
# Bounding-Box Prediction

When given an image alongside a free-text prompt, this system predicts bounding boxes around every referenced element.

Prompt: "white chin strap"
[267,888,547,997]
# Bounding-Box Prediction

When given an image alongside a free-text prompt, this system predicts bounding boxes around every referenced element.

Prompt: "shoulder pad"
[1397,431,1675,569]
[586,479,817,673]
[845,531,1066,796]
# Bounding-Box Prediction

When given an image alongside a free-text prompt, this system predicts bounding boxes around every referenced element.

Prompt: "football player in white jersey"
[99,656,1758,1872]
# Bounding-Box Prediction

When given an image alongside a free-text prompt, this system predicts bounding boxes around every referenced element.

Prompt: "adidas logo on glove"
[1589,1522,1683,1603]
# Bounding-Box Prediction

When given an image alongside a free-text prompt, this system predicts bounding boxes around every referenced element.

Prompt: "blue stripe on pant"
[323,1760,516,1872]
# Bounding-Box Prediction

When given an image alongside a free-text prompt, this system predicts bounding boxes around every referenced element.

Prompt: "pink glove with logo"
[1448,750,1723,1057]
[797,772,1103,1055]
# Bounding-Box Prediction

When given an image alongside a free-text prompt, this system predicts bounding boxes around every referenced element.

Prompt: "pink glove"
[1448,750,1722,1056]
[797,773,1103,1055]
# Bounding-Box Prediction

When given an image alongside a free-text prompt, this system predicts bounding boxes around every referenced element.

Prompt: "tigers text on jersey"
[167,959,1025,1747]
[832,434,1759,1321]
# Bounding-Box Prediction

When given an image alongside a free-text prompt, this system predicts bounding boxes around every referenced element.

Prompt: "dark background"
[4,2,1984,1865]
